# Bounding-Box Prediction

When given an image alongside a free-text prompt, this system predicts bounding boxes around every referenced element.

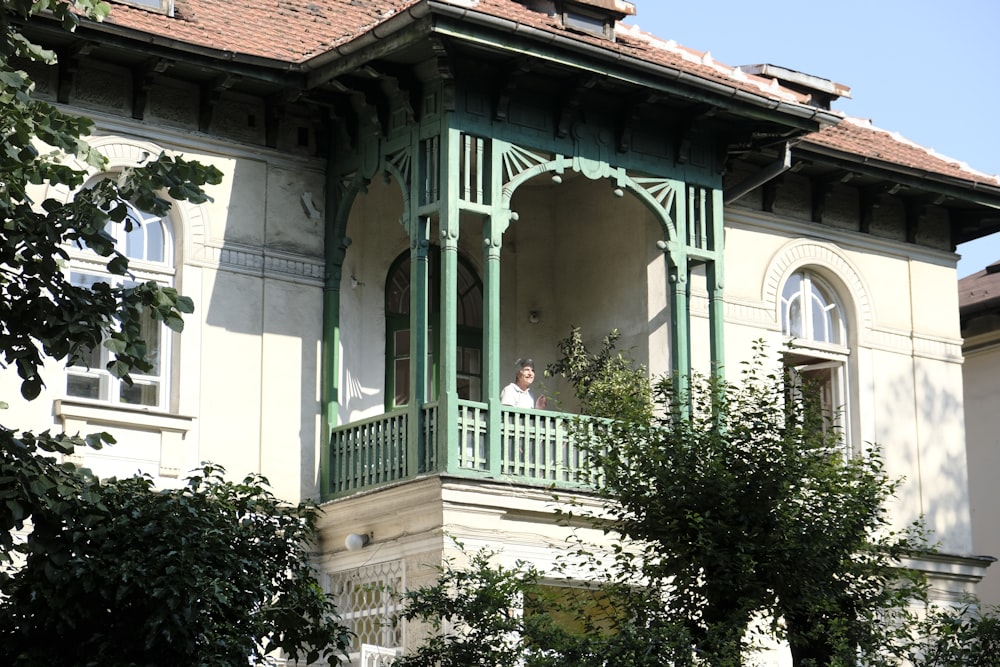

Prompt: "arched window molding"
[763,239,872,343]
[59,136,193,412]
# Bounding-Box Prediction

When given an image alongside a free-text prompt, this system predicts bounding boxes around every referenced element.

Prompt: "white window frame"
[65,200,175,411]
[780,271,852,453]
[111,0,174,16]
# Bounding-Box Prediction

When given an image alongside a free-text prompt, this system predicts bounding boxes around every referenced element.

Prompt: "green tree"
[1,2,349,663]
[548,333,928,666]
[0,465,350,665]
[907,601,1000,667]
[393,543,694,667]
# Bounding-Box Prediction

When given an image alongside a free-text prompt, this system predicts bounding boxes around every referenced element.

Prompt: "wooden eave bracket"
[264,87,304,149]
[556,75,599,138]
[494,57,532,122]
[56,42,94,104]
[673,104,716,165]
[810,169,854,223]
[616,92,654,153]
[198,72,237,133]
[131,58,173,120]
[328,79,382,143]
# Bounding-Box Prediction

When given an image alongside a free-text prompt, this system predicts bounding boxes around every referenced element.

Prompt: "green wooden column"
[667,245,691,400]
[707,187,726,379]
[439,127,461,474]
[320,169,362,499]
[408,222,430,475]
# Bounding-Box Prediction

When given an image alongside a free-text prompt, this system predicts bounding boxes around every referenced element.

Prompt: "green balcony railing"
[326,401,595,499]
[329,410,408,496]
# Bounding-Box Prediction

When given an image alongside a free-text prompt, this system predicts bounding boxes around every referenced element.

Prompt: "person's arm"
[500,383,515,406]
[535,394,546,409]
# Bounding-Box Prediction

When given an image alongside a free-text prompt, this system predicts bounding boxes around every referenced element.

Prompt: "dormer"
[519,0,637,40]
[111,0,174,16]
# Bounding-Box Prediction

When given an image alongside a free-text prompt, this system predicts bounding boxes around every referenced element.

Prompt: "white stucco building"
[5,0,1000,662]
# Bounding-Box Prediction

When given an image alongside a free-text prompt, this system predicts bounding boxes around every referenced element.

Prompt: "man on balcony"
[500,358,547,410]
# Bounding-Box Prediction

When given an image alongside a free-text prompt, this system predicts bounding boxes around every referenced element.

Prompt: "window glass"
[781,270,850,452]
[65,198,174,409]
[385,248,483,409]
[781,271,839,345]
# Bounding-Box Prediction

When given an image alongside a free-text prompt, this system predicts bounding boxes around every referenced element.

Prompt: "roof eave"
[794,141,1000,209]
[304,0,842,132]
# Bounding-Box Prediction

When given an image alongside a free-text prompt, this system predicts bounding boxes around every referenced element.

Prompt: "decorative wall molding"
[189,242,325,285]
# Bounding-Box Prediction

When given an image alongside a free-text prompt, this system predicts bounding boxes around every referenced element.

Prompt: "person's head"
[514,358,535,389]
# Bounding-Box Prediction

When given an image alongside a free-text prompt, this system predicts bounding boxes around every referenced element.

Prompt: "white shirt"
[500,382,535,409]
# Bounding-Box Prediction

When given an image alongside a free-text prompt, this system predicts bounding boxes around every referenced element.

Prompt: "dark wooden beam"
[495,58,532,122]
[199,73,237,133]
[56,43,93,104]
[556,75,598,138]
[132,58,171,120]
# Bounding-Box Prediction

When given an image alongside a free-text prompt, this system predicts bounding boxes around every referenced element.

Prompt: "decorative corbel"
[132,58,172,120]
[57,42,93,103]
[199,73,237,133]
[495,58,532,122]
[556,75,599,138]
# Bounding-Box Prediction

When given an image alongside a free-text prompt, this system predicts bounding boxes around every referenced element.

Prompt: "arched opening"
[385,246,483,409]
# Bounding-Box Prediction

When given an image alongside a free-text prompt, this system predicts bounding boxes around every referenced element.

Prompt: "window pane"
[394,360,409,406]
[120,381,158,406]
[67,374,100,399]
[125,220,145,259]
[140,312,161,375]
[786,298,803,338]
[146,219,165,263]
[395,329,410,356]
[68,343,102,370]
[70,271,106,290]
[810,301,826,342]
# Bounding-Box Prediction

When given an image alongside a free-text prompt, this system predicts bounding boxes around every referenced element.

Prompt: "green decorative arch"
[496,141,680,244]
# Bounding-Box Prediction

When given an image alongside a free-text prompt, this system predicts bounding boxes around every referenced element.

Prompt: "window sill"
[54,399,196,478]
[55,399,195,432]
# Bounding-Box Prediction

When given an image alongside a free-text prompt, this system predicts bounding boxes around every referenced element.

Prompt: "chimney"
[738,64,851,110]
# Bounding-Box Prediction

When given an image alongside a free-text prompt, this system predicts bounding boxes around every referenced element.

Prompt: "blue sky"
[627,0,999,277]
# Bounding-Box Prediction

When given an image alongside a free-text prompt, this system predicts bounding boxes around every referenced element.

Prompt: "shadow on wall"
[200,157,327,501]
[882,354,972,556]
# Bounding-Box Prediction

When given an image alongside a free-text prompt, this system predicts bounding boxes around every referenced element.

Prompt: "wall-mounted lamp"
[345,532,371,551]
[528,310,540,324]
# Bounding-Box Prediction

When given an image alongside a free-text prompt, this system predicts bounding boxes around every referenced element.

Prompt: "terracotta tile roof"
[432,0,812,104]
[802,117,1000,187]
[960,260,1000,315]
[86,0,998,190]
[94,0,422,62]
[93,0,809,102]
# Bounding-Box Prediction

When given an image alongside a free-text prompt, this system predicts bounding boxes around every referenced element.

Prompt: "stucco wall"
[4,120,328,504]
[963,334,1000,604]
[716,210,972,555]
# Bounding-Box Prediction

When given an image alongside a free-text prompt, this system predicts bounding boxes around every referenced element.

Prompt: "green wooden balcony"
[326,401,595,499]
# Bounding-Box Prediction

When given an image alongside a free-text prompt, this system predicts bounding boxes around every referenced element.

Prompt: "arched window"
[385,247,483,408]
[66,201,175,408]
[781,270,851,448]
